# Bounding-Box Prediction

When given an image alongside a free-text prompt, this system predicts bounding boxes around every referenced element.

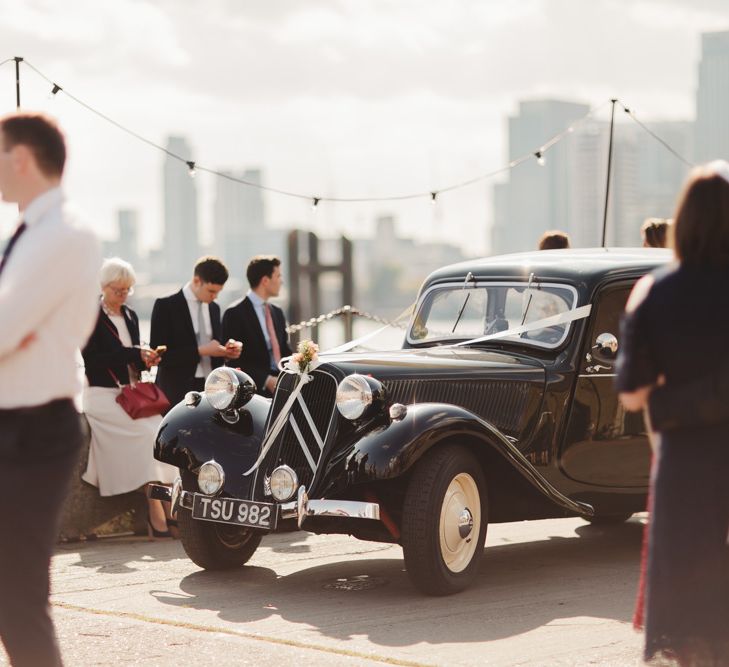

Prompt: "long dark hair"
[673,163,729,268]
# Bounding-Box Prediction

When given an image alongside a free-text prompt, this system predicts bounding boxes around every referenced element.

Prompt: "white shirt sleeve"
[0,222,100,359]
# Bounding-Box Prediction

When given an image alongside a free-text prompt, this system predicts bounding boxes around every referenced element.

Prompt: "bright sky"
[0,0,727,255]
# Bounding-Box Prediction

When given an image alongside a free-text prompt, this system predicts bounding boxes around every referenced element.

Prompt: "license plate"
[191,494,277,530]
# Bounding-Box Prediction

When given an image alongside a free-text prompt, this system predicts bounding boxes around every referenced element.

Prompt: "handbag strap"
[102,316,123,342]
[102,309,140,388]
[107,368,123,388]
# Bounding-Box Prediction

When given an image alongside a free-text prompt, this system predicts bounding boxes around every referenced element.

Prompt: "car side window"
[583,283,633,368]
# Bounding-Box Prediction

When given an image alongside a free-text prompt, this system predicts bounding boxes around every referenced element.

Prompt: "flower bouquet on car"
[284,339,320,376]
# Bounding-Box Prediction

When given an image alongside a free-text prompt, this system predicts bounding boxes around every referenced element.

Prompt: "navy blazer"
[150,290,223,408]
[82,305,145,388]
[222,296,292,395]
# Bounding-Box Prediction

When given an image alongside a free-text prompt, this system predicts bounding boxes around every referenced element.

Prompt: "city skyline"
[0,1,728,255]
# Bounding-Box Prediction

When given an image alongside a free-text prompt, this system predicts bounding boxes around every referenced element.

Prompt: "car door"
[559,281,651,487]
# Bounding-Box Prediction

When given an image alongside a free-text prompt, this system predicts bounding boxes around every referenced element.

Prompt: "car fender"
[340,402,592,517]
[154,394,270,498]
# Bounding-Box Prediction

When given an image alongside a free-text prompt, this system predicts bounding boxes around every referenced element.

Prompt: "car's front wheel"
[178,507,263,570]
[401,445,488,595]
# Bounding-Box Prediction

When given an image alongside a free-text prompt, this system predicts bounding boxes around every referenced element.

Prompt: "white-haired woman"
[81,257,177,537]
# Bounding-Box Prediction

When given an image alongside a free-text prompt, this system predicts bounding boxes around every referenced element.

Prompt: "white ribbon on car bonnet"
[243,372,313,476]
[242,304,593,477]
[452,304,592,347]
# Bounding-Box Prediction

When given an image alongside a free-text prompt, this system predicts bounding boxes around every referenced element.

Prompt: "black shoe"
[147,519,172,539]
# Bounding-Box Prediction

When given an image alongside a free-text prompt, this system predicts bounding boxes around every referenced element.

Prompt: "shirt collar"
[182,283,199,303]
[247,289,265,308]
[22,187,64,227]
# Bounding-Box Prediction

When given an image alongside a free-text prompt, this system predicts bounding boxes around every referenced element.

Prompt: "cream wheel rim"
[439,472,481,573]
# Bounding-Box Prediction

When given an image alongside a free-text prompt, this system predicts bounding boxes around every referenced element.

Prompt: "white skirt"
[82,386,178,497]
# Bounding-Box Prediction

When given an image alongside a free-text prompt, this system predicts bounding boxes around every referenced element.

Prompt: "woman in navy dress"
[617,161,729,665]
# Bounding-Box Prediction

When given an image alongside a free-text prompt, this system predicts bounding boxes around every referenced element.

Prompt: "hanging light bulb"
[186,161,197,178]
[430,191,438,205]
[46,84,62,105]
[311,197,320,212]
[534,151,545,167]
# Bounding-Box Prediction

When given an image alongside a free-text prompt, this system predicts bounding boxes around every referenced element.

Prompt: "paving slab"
[1,516,646,666]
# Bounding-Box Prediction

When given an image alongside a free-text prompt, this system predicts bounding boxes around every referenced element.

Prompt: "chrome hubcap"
[458,508,474,539]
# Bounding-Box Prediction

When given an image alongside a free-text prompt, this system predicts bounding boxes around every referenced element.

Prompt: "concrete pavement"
[1,515,646,666]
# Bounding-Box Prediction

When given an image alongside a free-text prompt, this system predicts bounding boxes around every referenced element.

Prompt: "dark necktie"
[0,222,27,279]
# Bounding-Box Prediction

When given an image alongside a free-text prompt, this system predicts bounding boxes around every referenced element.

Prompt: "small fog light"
[270,465,298,501]
[198,461,225,495]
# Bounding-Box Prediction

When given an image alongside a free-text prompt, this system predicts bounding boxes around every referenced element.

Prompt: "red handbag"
[103,316,171,419]
[107,369,170,419]
[115,379,170,419]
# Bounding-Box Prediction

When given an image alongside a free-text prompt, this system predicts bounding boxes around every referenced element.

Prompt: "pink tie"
[264,303,282,365]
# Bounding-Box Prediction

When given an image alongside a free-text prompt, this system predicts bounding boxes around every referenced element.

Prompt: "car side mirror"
[592,332,618,360]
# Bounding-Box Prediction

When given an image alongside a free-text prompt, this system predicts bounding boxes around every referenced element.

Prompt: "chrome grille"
[384,379,532,434]
[254,370,337,499]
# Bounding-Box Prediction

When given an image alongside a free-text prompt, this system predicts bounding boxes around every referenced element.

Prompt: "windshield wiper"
[451,271,476,334]
[520,272,535,326]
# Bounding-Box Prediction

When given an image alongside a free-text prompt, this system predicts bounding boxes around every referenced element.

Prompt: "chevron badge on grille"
[288,394,325,472]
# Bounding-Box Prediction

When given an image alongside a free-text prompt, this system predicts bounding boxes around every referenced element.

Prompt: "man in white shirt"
[0,113,101,666]
[150,257,241,409]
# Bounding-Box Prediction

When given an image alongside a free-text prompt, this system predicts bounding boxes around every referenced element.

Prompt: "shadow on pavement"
[58,536,183,574]
[151,519,644,647]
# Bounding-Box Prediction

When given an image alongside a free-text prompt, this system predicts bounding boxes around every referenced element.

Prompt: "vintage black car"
[152,248,669,595]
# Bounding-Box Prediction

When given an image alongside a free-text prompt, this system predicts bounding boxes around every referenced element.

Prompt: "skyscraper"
[116,209,139,266]
[213,169,266,278]
[491,101,693,252]
[163,136,199,282]
[695,30,729,163]
[490,99,590,253]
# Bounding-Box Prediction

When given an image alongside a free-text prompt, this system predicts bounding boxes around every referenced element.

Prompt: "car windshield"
[407,281,578,349]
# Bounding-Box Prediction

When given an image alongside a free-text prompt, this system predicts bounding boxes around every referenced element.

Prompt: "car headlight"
[270,465,299,501]
[198,460,225,495]
[204,367,256,411]
[336,374,383,420]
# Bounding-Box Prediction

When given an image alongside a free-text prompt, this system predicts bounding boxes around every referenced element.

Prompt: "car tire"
[584,512,633,525]
[178,507,263,570]
[401,445,488,596]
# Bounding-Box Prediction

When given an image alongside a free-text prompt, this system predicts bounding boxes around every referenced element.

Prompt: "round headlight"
[336,374,375,420]
[205,368,239,410]
[270,465,299,501]
[204,368,256,411]
[198,460,225,495]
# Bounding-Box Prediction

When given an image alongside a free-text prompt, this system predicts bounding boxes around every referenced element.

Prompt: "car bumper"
[149,479,381,530]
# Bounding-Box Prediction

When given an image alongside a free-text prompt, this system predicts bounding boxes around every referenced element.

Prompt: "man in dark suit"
[222,255,292,396]
[151,256,241,408]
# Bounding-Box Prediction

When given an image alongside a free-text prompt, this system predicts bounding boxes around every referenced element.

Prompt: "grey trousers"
[0,399,83,667]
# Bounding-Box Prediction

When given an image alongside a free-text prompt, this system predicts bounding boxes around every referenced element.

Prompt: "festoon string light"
[2,58,694,208]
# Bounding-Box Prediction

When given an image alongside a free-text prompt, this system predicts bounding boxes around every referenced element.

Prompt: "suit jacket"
[82,305,145,388]
[150,290,223,408]
[222,296,292,395]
